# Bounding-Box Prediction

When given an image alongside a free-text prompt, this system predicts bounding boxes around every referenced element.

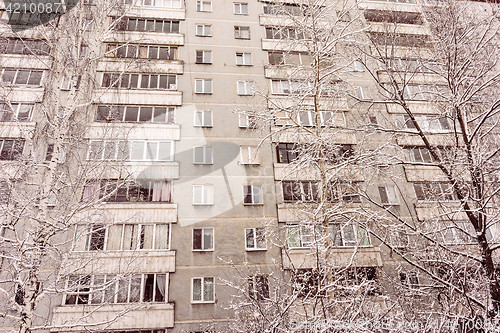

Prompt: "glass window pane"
[192,278,202,301]
[245,228,254,248]
[203,228,213,250]
[158,142,172,160]
[117,277,129,303]
[155,224,169,249]
[146,142,158,160]
[154,107,167,122]
[125,106,139,121]
[140,225,154,249]
[130,141,144,160]
[129,275,142,302]
[203,278,214,301]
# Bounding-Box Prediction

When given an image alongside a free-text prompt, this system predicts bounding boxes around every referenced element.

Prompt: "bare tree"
[225,0,500,331]
[0,1,176,332]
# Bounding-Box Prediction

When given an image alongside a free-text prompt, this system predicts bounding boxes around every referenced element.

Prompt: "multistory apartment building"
[0,0,498,332]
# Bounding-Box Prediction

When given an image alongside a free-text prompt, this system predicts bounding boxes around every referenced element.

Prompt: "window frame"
[245,227,266,251]
[194,110,213,127]
[195,24,212,37]
[194,79,213,94]
[193,145,213,165]
[240,146,259,165]
[191,277,215,303]
[234,26,250,39]
[195,50,212,64]
[235,52,252,66]
[378,185,399,205]
[196,0,212,12]
[192,227,214,251]
[233,2,249,15]
[192,184,214,205]
[243,185,263,205]
[237,80,255,96]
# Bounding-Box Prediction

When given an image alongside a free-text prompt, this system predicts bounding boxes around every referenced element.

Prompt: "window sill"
[195,62,212,65]
[246,248,267,252]
[243,203,264,206]
[191,301,215,304]
[192,249,214,252]
[194,92,213,95]
[193,203,214,206]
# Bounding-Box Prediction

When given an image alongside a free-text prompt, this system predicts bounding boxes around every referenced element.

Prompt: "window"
[351,60,364,71]
[328,181,361,203]
[369,32,429,47]
[60,76,72,90]
[0,38,50,55]
[0,102,33,122]
[237,81,254,95]
[0,139,24,160]
[234,2,248,15]
[240,146,259,165]
[96,223,171,250]
[287,224,315,248]
[196,0,212,12]
[196,50,212,64]
[195,24,212,37]
[248,275,269,300]
[268,51,311,66]
[64,276,91,305]
[85,224,106,251]
[0,180,10,204]
[405,147,434,163]
[96,105,174,123]
[65,273,168,305]
[293,269,324,298]
[298,110,315,127]
[239,113,257,129]
[271,79,311,95]
[265,27,306,40]
[87,140,173,161]
[193,228,214,251]
[105,43,177,60]
[236,52,252,66]
[243,185,263,205]
[128,0,182,8]
[442,221,492,245]
[263,2,304,16]
[193,146,213,164]
[414,182,455,201]
[192,277,214,303]
[282,181,319,203]
[194,110,213,127]
[337,10,351,22]
[195,79,213,94]
[340,267,378,295]
[330,222,370,247]
[400,272,419,289]
[398,114,450,132]
[82,180,172,203]
[354,86,371,100]
[1,69,43,87]
[113,17,180,33]
[378,185,399,205]
[245,227,266,250]
[234,26,250,39]
[101,73,177,90]
[193,184,214,205]
[383,58,439,74]
[277,143,299,164]
[364,9,422,24]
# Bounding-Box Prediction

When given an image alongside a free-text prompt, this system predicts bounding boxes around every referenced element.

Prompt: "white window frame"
[330,222,371,247]
[245,227,266,251]
[195,78,213,94]
[60,76,72,90]
[196,50,212,64]
[194,110,213,127]
[234,26,250,39]
[191,277,215,303]
[196,0,212,12]
[192,227,214,251]
[240,146,259,165]
[354,86,371,100]
[351,60,365,72]
[238,113,257,129]
[243,185,263,205]
[236,52,252,66]
[287,224,314,248]
[193,146,213,165]
[378,185,399,205]
[193,184,214,205]
[237,80,254,95]
[233,2,248,15]
[195,24,212,37]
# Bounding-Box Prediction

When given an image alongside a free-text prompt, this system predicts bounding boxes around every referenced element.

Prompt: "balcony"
[97,59,184,75]
[357,0,421,13]
[403,165,447,182]
[106,32,184,46]
[94,90,182,106]
[282,247,382,269]
[52,303,174,331]
[63,249,176,275]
